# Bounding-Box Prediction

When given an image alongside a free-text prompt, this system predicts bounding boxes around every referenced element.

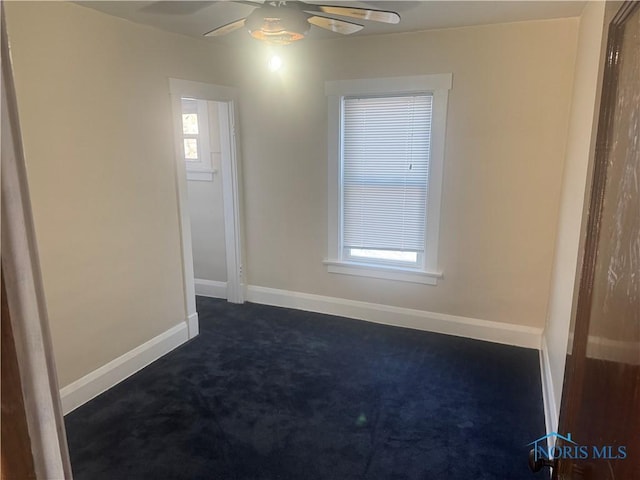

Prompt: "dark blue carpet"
[65,297,547,479]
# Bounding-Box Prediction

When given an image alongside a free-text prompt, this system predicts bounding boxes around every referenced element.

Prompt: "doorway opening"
[169,79,244,340]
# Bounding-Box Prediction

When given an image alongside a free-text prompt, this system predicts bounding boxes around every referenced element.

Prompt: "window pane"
[350,248,418,263]
[181,98,199,134]
[182,113,199,135]
[184,138,198,160]
[342,94,432,254]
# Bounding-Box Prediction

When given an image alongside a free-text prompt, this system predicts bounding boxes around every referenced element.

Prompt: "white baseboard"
[60,287,545,416]
[60,322,189,415]
[194,279,227,299]
[246,285,542,349]
[188,312,199,339]
[539,337,559,442]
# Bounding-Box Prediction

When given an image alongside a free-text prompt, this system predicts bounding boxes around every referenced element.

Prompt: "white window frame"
[324,74,452,285]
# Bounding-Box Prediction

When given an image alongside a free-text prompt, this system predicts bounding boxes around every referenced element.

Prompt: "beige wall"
[542,1,607,427]
[237,18,579,328]
[5,1,234,386]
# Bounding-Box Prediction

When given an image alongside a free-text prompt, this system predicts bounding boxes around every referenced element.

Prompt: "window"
[325,75,452,285]
[180,98,214,181]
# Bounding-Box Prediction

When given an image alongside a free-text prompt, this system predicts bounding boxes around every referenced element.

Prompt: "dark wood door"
[1,269,37,480]
[554,2,639,479]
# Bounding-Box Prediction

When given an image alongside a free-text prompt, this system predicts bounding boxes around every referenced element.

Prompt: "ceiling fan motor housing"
[246,5,311,45]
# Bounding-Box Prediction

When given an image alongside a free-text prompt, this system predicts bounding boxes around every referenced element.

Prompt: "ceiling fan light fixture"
[246,6,310,45]
[268,55,283,72]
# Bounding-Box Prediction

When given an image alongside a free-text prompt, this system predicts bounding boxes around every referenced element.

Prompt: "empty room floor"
[65,297,546,479]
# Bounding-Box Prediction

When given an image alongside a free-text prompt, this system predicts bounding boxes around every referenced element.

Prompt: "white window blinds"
[341,94,433,255]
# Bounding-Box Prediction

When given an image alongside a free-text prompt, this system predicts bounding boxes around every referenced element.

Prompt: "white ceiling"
[78,1,586,45]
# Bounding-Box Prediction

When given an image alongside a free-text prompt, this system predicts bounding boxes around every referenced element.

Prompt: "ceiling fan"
[204,1,401,45]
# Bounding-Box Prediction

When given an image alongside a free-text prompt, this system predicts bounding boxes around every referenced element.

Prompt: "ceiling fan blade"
[204,18,247,37]
[307,15,363,35]
[305,5,400,24]
[231,0,264,6]
[142,1,212,15]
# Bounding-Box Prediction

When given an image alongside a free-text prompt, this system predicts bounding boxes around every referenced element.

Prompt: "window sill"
[323,260,442,285]
[186,168,217,182]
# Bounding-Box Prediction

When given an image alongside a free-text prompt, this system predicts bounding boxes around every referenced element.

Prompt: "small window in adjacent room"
[180,98,213,180]
[183,138,199,160]
[324,75,452,285]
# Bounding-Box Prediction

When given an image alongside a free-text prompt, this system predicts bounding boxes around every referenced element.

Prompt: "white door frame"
[169,78,245,339]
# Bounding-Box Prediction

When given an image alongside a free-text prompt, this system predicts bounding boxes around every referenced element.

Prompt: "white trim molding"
[217,100,245,304]
[194,279,228,299]
[60,322,189,415]
[323,260,441,285]
[187,312,199,340]
[186,168,216,182]
[539,337,559,439]
[169,78,237,101]
[246,285,542,349]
